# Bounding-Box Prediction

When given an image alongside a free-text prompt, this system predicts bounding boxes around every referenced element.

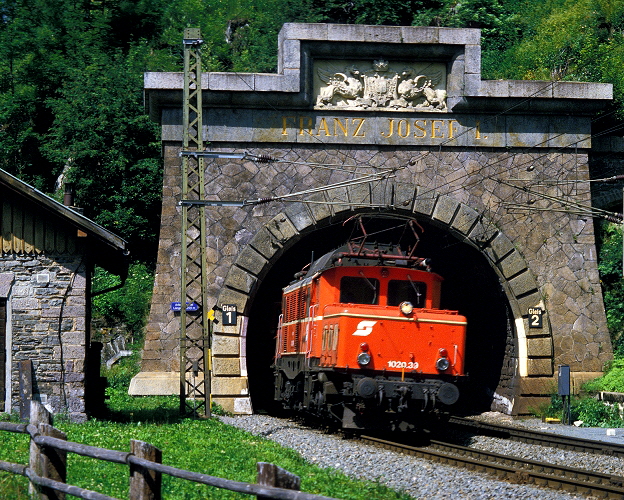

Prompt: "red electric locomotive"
[273,224,467,431]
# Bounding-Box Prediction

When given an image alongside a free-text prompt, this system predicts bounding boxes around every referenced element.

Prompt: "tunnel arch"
[215,184,551,415]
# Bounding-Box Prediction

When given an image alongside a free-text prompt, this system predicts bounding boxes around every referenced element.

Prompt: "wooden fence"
[0,401,336,500]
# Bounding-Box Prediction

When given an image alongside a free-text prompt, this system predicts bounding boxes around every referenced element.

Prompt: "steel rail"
[448,416,624,458]
[360,435,624,499]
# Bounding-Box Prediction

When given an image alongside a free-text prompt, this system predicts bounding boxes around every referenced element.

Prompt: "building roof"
[0,168,129,275]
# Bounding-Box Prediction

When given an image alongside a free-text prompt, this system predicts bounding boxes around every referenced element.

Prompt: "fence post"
[257,462,301,499]
[29,401,51,498]
[39,423,67,500]
[19,360,33,421]
[130,439,162,500]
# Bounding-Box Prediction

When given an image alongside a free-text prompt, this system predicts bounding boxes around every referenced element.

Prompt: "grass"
[0,363,412,500]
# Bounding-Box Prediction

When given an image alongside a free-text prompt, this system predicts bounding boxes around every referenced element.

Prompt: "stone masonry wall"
[0,253,88,422]
[143,140,612,413]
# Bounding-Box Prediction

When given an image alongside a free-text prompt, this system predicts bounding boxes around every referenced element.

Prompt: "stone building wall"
[1,254,88,421]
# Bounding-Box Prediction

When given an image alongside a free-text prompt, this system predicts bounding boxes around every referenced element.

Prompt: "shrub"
[92,262,154,338]
[583,358,624,393]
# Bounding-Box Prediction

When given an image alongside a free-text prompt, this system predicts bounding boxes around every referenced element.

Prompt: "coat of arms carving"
[314,59,447,112]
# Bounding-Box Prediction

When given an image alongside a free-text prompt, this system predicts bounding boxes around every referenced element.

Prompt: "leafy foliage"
[539,394,624,427]
[584,359,624,392]
[92,263,154,337]
[597,222,624,357]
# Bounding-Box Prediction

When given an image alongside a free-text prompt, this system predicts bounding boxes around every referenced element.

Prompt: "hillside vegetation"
[1,1,623,374]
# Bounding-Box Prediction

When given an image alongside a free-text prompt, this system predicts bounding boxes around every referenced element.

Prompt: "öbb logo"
[352,320,376,336]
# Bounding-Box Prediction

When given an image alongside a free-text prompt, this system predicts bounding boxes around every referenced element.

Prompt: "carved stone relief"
[314,59,448,111]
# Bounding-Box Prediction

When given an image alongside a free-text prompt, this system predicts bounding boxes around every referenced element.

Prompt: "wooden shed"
[0,168,128,422]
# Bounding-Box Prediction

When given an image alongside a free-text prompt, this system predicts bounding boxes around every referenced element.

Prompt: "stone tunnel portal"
[243,212,516,415]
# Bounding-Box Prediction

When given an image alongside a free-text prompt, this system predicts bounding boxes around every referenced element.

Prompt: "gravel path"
[219,413,623,499]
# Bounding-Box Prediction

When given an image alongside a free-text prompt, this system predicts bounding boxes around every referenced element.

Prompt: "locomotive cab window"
[340,276,379,304]
[387,279,426,307]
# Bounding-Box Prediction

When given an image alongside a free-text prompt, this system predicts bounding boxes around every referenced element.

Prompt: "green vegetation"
[540,392,624,428]
[0,358,412,499]
[92,263,155,339]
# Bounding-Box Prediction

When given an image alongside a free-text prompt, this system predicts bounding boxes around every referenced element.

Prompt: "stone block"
[508,271,538,297]
[571,372,604,393]
[212,357,241,376]
[498,251,527,279]
[516,292,543,315]
[212,335,240,356]
[479,80,510,98]
[211,376,249,395]
[553,82,613,100]
[216,288,249,313]
[266,214,299,245]
[439,28,480,45]
[254,73,299,93]
[464,45,482,75]
[519,376,557,395]
[249,227,283,260]
[487,233,513,262]
[280,23,328,42]
[413,190,436,216]
[327,24,401,43]
[468,220,497,246]
[527,337,553,357]
[513,396,551,416]
[236,245,268,276]
[394,182,417,211]
[209,72,254,91]
[225,266,257,294]
[306,192,332,224]
[279,39,301,72]
[400,26,439,44]
[464,73,482,96]
[284,204,315,233]
[128,371,179,396]
[527,358,553,376]
[347,183,371,207]
[432,195,459,225]
[450,204,478,235]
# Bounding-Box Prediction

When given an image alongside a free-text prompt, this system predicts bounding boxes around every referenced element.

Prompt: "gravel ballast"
[219,413,623,499]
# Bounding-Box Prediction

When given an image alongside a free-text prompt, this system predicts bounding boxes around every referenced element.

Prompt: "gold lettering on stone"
[431,120,444,139]
[352,118,366,137]
[397,119,410,138]
[316,117,331,136]
[334,118,348,137]
[414,120,426,138]
[299,116,314,135]
[381,119,395,138]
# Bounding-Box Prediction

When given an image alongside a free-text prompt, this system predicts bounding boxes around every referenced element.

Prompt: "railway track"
[359,433,624,498]
[447,416,624,458]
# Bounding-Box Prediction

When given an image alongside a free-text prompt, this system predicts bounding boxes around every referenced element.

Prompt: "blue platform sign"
[170,302,200,312]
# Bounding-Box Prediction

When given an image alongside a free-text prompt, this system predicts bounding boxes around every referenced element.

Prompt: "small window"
[388,279,426,307]
[340,276,379,305]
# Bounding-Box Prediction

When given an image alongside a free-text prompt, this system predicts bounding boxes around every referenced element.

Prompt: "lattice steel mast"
[180,28,211,417]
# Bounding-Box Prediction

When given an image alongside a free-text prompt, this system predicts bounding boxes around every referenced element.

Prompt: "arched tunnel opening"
[245,213,515,415]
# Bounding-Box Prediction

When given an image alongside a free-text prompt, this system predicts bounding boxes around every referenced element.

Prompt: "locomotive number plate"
[387,360,419,369]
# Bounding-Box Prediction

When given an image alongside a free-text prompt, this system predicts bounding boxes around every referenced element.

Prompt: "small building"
[0,168,128,422]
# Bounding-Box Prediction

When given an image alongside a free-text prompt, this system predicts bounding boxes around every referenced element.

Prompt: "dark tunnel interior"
[245,213,514,415]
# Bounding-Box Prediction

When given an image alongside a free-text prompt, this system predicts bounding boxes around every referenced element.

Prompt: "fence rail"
[0,401,336,500]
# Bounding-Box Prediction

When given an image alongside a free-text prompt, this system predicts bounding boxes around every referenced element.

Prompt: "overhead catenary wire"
[196,47,621,230]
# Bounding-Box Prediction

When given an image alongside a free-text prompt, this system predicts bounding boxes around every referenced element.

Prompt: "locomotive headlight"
[399,301,414,315]
[436,357,450,371]
[357,351,372,366]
